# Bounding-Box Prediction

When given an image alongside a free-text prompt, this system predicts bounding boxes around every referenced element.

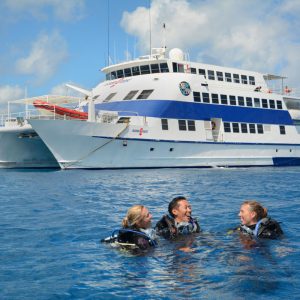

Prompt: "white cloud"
[121,0,300,90]
[0,85,24,104]
[4,0,86,21]
[15,31,68,84]
[50,83,83,97]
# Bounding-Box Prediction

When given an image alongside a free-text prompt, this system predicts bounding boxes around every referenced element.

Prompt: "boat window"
[117,69,124,78]
[123,90,139,100]
[233,74,240,83]
[178,64,184,73]
[193,91,201,102]
[103,93,117,102]
[151,64,159,73]
[217,71,224,81]
[246,97,253,107]
[238,96,245,106]
[232,123,239,133]
[161,119,168,130]
[140,65,150,74]
[249,124,256,133]
[117,117,131,123]
[269,99,275,109]
[187,120,196,131]
[220,94,228,105]
[241,123,248,133]
[224,122,231,132]
[132,66,140,76]
[191,67,197,74]
[241,75,248,84]
[254,98,260,108]
[124,68,132,77]
[257,124,264,134]
[225,73,232,82]
[208,70,215,80]
[276,100,283,109]
[280,125,286,134]
[229,95,236,105]
[137,89,154,100]
[211,93,219,104]
[249,76,255,85]
[106,74,111,81]
[173,62,178,72]
[202,92,210,103]
[160,63,169,73]
[178,120,187,131]
[199,69,206,78]
[93,95,100,100]
[111,71,117,80]
[262,99,268,108]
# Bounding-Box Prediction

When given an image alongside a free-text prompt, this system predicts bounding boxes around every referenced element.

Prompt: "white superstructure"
[29,48,300,169]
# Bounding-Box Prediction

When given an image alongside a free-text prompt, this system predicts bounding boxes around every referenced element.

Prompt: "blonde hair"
[122,205,145,229]
[243,200,268,221]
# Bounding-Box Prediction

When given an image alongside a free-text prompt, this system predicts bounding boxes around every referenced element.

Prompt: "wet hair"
[243,200,268,221]
[122,205,145,229]
[168,196,187,218]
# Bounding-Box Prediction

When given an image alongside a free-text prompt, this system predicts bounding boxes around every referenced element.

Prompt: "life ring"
[211,121,216,130]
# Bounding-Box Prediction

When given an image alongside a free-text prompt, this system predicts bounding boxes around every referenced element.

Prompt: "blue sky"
[0,0,300,108]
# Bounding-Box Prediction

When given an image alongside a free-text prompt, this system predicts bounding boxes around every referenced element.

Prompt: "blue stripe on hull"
[89,100,293,125]
[272,157,300,166]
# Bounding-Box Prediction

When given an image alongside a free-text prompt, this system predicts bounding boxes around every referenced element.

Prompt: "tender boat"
[29,48,300,169]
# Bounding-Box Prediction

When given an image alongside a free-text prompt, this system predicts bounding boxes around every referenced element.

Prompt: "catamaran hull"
[0,127,59,168]
[29,119,300,169]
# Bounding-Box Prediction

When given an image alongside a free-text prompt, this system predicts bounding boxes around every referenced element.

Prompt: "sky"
[0,0,299,111]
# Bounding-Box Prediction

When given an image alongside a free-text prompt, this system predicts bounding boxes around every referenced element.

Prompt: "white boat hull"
[29,119,300,169]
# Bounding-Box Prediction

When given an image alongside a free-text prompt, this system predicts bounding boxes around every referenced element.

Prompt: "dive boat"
[29,48,300,169]
[0,95,84,168]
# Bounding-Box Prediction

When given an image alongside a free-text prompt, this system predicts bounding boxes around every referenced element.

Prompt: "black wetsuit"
[239,217,283,239]
[155,215,200,239]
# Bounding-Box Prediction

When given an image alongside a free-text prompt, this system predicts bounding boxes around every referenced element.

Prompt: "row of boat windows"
[193,92,283,109]
[172,62,256,85]
[102,89,154,102]
[161,119,286,135]
[105,63,170,80]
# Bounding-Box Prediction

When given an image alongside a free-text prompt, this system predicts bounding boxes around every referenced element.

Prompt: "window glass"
[199,69,206,78]
[137,89,154,100]
[104,92,117,102]
[117,69,124,78]
[233,74,240,83]
[241,123,248,133]
[254,98,260,108]
[262,99,268,108]
[220,94,228,105]
[106,74,111,81]
[124,68,132,77]
[151,64,159,73]
[193,91,201,102]
[178,64,184,73]
[217,71,224,81]
[257,124,264,134]
[276,100,283,109]
[224,122,231,132]
[280,125,286,135]
[178,120,187,131]
[238,96,245,106]
[111,71,117,80]
[123,90,139,100]
[211,93,219,104]
[232,122,239,133]
[160,63,169,72]
[188,120,196,131]
[249,124,256,133]
[132,66,140,76]
[161,119,168,130]
[246,97,253,107]
[208,70,215,80]
[202,92,210,103]
[191,67,197,74]
[225,73,232,82]
[269,99,275,109]
[140,65,150,74]
[241,75,248,84]
[249,76,255,85]
[229,95,236,105]
[173,62,178,73]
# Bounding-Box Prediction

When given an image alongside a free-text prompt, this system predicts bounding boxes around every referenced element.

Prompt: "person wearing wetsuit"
[238,200,283,239]
[155,196,200,239]
[101,205,157,250]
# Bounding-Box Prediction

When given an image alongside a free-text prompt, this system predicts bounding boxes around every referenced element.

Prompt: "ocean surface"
[0,167,300,299]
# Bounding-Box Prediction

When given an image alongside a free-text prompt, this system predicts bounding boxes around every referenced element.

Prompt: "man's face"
[172,200,192,223]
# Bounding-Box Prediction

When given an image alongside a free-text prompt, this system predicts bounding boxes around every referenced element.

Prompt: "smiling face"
[136,207,152,229]
[172,200,192,223]
[239,203,257,226]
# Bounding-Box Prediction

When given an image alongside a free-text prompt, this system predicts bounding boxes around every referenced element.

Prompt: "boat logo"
[179,81,191,96]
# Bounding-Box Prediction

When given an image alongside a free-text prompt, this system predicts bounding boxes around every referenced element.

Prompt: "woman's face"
[239,204,256,226]
[137,207,152,229]
[172,200,192,223]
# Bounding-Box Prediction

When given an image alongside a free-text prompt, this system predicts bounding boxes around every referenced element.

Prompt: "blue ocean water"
[0,167,300,299]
